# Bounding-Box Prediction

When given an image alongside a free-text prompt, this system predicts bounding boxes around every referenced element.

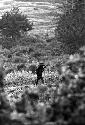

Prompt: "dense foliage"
[0,47,85,125]
[56,0,85,54]
[0,7,33,41]
[1,1,85,125]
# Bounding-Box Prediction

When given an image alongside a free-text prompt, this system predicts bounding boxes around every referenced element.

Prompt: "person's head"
[40,62,43,65]
[39,62,44,66]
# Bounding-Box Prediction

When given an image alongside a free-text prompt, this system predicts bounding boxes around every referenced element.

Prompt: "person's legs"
[41,77,44,84]
[36,75,41,85]
[36,78,39,85]
[36,75,44,85]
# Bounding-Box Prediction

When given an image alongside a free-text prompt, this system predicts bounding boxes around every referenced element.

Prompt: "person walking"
[36,62,46,85]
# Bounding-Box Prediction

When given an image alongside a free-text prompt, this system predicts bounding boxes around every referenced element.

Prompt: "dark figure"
[0,70,4,90]
[36,62,46,85]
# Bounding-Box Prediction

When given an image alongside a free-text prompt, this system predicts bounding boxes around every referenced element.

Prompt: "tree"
[0,7,33,41]
[56,0,85,54]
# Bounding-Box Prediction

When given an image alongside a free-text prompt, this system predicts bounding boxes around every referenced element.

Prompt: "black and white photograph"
[0,0,85,125]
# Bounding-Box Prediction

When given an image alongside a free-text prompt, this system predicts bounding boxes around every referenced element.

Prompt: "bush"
[12,56,27,64]
[29,65,37,74]
[5,68,14,74]
[49,47,85,124]
[0,7,33,41]
[56,0,85,54]
[4,48,85,124]
[17,64,26,71]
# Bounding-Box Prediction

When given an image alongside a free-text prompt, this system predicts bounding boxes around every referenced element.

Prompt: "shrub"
[0,7,33,41]
[5,68,14,74]
[56,0,85,54]
[50,47,85,124]
[28,65,37,74]
[12,56,27,63]
[17,64,26,71]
